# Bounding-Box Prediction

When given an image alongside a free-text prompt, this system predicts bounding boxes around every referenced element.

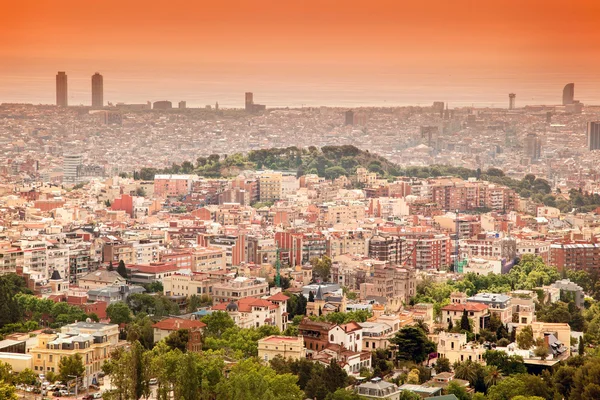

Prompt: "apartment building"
[191,247,226,272]
[368,235,404,265]
[30,322,121,383]
[258,171,283,202]
[162,272,225,297]
[212,276,269,303]
[549,242,600,272]
[154,174,196,197]
[321,202,366,226]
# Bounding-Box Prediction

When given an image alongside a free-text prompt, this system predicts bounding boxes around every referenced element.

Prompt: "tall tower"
[588,122,600,151]
[245,92,253,112]
[91,73,103,108]
[508,93,516,110]
[562,83,574,105]
[56,71,68,107]
[344,110,354,125]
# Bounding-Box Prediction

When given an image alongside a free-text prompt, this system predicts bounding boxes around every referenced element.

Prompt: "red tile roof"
[152,318,206,331]
[267,292,290,302]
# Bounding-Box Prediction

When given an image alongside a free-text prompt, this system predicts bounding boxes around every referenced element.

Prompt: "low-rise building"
[152,318,206,352]
[30,322,121,385]
[357,378,402,400]
[437,332,485,365]
[258,335,305,362]
[467,293,512,324]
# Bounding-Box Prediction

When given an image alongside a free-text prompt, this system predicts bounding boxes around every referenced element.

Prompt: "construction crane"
[401,237,421,267]
[261,246,290,288]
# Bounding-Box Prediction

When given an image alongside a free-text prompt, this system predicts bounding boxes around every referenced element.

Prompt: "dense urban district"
[3,96,600,400]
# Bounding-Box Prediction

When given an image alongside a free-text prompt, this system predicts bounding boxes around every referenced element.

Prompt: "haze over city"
[2,0,600,107]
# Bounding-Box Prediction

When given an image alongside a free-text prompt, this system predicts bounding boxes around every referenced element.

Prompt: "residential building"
[467,293,512,324]
[152,318,206,352]
[549,242,600,272]
[357,378,402,400]
[258,171,283,202]
[211,294,288,331]
[258,336,305,363]
[30,322,121,384]
[441,293,489,334]
[63,154,82,184]
[91,72,103,108]
[212,276,269,303]
[437,332,485,365]
[154,174,196,197]
[77,270,126,290]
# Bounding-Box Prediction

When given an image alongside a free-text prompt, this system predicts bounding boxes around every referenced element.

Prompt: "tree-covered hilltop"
[133,145,600,213]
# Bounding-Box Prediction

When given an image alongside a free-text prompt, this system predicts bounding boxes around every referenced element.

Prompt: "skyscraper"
[562,83,574,105]
[344,110,354,126]
[91,72,103,108]
[588,122,600,151]
[56,71,68,107]
[63,154,83,184]
[508,93,516,110]
[524,133,541,161]
[245,92,254,112]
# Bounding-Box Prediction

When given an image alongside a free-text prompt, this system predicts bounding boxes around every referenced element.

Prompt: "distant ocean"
[1,65,599,108]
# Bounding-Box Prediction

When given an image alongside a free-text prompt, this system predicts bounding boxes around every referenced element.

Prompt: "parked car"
[93,393,103,399]
[82,395,94,400]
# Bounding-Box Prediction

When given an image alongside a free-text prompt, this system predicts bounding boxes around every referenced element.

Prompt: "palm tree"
[485,365,502,388]
[453,360,477,385]
[415,319,430,333]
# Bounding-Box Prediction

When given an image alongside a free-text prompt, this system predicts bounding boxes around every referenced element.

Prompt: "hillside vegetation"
[134,145,599,213]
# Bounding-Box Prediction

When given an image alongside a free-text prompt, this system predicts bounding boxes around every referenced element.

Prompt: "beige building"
[258,335,305,363]
[259,171,283,202]
[212,276,269,303]
[162,272,222,297]
[77,270,126,290]
[192,247,226,272]
[437,332,486,365]
[30,322,121,385]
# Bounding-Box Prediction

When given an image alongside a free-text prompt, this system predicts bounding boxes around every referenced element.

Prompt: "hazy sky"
[2,0,600,107]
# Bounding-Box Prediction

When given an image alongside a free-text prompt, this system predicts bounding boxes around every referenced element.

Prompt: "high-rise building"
[245,92,253,111]
[91,72,103,108]
[524,133,542,161]
[562,83,574,105]
[56,71,68,107]
[63,154,83,184]
[178,101,186,109]
[588,122,600,151]
[508,93,516,110]
[153,101,172,110]
[344,110,354,126]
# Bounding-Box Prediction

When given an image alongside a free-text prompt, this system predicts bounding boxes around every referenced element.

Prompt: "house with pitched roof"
[210,293,289,331]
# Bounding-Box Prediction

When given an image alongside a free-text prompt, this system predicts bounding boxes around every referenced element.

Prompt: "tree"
[107,261,114,271]
[311,256,332,283]
[516,326,534,349]
[324,389,363,400]
[201,311,236,338]
[0,381,17,400]
[460,309,471,332]
[552,365,575,399]
[107,301,132,325]
[447,380,471,400]
[389,326,436,364]
[485,365,502,387]
[483,350,526,376]
[0,274,30,327]
[165,329,190,353]
[399,392,421,400]
[58,354,85,383]
[579,336,585,355]
[117,260,128,279]
[406,369,420,384]
[570,357,600,400]
[533,344,549,360]
[308,291,315,302]
[15,368,37,386]
[215,359,304,400]
[435,357,451,373]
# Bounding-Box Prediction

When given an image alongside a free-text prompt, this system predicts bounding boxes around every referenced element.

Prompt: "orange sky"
[1,0,600,105]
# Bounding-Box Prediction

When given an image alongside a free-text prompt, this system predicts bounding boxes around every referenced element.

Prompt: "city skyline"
[2,0,600,107]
